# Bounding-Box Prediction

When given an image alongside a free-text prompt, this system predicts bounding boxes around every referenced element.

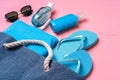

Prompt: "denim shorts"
[0,32,85,80]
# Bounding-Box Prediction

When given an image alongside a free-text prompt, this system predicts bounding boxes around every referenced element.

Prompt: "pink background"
[0,0,120,79]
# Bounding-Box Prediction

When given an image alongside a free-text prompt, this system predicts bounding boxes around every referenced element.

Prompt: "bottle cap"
[77,13,86,21]
[47,2,54,9]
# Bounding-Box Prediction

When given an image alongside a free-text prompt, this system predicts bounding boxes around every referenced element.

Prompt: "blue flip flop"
[59,50,92,77]
[53,30,98,60]
[53,30,97,76]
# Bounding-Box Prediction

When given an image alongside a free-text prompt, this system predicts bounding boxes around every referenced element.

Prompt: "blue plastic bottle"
[50,14,81,33]
[32,2,54,28]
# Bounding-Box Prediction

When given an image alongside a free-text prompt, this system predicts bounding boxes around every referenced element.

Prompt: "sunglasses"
[5,5,33,22]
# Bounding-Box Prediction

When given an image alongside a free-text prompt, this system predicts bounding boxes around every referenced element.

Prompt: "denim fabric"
[0,32,85,80]
[4,20,58,56]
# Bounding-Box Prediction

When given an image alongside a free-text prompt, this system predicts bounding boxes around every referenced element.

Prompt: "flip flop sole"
[64,50,92,77]
[68,30,98,49]
[53,30,98,60]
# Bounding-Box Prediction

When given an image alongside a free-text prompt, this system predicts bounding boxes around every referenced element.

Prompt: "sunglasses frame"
[5,5,33,22]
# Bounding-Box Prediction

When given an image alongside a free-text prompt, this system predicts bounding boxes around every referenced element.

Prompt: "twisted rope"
[3,40,53,72]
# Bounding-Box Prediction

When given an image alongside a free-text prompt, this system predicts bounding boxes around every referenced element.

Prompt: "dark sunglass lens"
[20,5,32,16]
[5,11,18,22]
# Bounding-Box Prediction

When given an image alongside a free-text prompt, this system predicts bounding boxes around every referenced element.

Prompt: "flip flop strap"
[76,36,86,50]
[56,35,87,50]
[59,58,81,73]
[3,40,53,72]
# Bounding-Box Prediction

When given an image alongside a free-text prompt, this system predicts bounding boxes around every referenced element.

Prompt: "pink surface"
[0,0,120,79]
